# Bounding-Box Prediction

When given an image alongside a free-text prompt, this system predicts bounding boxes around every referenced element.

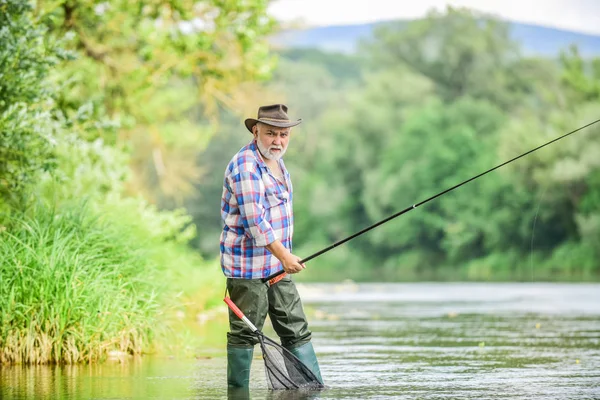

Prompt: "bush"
[0,202,157,363]
[0,198,220,364]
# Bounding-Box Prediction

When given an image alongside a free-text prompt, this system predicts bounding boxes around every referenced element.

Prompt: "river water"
[2,283,599,399]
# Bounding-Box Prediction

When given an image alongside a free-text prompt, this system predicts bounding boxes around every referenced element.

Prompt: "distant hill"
[270,20,600,58]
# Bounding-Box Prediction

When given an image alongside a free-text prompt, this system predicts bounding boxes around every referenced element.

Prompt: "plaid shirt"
[220,140,294,279]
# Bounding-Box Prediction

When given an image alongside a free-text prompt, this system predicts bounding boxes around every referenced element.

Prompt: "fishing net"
[224,296,324,390]
[256,332,324,390]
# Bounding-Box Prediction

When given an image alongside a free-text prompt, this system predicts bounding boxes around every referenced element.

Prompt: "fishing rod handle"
[223,297,258,332]
[261,257,309,284]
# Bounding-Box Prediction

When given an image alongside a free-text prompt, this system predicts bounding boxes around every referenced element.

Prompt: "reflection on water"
[228,387,324,400]
[2,283,599,399]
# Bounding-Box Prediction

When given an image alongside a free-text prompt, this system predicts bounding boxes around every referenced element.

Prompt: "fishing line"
[263,117,600,283]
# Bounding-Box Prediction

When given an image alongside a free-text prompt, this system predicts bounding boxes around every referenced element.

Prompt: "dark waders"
[225,275,323,388]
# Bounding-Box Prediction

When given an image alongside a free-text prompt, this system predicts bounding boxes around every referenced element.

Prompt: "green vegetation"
[1,2,599,365]
[0,0,272,364]
[1,198,225,364]
[193,7,600,282]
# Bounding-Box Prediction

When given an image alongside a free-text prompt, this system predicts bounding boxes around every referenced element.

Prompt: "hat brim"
[245,118,302,133]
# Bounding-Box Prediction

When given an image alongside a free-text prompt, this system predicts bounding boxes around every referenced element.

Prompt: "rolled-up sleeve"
[231,170,276,247]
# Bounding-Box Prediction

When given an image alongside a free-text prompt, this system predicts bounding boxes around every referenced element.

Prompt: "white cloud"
[268,0,600,35]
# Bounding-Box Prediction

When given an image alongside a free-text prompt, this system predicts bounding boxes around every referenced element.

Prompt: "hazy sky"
[268,0,600,35]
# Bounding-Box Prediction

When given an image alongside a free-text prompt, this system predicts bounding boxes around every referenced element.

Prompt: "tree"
[0,0,67,208]
[559,45,600,105]
[273,7,600,280]
[363,6,529,109]
[35,0,277,204]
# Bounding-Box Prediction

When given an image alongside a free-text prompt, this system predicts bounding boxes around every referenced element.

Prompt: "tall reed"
[0,203,161,364]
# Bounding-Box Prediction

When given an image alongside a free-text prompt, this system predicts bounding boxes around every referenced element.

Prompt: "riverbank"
[0,201,226,365]
[2,200,596,365]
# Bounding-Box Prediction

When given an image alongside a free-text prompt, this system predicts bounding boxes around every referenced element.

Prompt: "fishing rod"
[262,117,600,284]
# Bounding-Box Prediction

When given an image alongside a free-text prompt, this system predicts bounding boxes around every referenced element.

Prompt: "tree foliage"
[34,0,277,204]
[3,0,599,296]
[0,0,277,364]
[0,0,66,207]
[223,7,599,281]
[365,6,525,108]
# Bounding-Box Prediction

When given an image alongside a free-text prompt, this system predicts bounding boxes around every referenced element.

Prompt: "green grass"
[0,201,224,364]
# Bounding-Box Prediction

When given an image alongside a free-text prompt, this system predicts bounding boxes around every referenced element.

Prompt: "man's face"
[253,123,290,161]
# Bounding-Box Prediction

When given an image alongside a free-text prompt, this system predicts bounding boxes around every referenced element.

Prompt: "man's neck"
[258,151,283,177]
[264,158,279,170]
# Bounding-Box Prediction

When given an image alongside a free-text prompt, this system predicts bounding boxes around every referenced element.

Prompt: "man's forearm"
[266,240,305,274]
[266,240,289,263]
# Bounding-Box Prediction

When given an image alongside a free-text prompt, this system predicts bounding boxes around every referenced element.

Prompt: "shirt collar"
[249,140,268,172]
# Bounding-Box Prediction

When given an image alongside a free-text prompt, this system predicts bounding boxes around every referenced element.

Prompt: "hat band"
[259,117,290,122]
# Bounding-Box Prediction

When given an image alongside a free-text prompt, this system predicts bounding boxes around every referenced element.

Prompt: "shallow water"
[2,283,599,399]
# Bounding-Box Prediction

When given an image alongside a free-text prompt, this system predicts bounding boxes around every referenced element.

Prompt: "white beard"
[256,140,287,161]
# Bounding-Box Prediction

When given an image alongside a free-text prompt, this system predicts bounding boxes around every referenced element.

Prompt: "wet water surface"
[2,283,599,399]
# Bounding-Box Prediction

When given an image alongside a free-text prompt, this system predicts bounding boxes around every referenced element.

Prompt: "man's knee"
[281,331,312,349]
[227,331,259,347]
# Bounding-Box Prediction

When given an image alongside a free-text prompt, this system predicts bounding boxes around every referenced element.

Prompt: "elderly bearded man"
[219,104,323,388]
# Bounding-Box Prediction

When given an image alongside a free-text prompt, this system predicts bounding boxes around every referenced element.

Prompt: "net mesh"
[258,334,324,390]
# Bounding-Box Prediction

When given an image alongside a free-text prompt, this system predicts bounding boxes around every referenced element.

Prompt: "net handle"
[224,297,258,332]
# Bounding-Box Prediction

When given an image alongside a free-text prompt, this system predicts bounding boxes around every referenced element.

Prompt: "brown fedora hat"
[244,104,302,133]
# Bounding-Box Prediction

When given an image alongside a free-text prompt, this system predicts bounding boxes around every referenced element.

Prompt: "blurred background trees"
[190,6,600,282]
[2,3,599,287]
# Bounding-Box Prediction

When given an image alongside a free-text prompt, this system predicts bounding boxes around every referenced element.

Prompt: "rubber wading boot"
[288,342,323,384]
[227,386,250,400]
[227,346,254,388]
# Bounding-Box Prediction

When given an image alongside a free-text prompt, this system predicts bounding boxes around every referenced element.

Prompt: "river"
[2,283,599,399]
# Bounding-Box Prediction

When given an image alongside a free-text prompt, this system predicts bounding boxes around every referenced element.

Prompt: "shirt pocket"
[262,174,287,209]
[264,188,287,209]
